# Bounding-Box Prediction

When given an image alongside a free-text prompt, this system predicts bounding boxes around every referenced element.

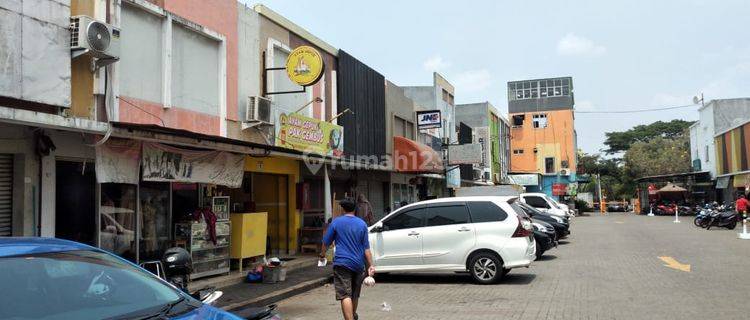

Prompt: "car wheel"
[469,253,503,284]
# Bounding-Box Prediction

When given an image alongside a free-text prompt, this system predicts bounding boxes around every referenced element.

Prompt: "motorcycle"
[703,209,738,230]
[694,206,712,227]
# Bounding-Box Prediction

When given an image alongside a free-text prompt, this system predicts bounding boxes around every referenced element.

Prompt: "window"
[513,149,524,155]
[512,114,525,126]
[705,145,709,162]
[468,202,508,223]
[441,89,454,105]
[545,157,555,173]
[524,196,550,209]
[405,121,414,139]
[508,78,572,101]
[425,205,470,227]
[384,208,424,231]
[532,114,548,128]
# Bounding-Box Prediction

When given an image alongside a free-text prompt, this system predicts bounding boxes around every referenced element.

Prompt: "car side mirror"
[371,223,384,233]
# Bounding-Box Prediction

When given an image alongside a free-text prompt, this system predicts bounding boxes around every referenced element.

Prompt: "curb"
[222,275,332,312]
[188,258,319,292]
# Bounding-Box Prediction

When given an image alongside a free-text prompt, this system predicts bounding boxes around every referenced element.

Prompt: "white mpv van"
[519,193,572,218]
[368,196,536,284]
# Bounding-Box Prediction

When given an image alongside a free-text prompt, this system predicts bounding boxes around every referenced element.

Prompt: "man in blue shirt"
[321,197,375,320]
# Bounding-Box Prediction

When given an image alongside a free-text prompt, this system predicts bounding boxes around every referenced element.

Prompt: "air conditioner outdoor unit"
[483,172,491,181]
[560,169,570,176]
[70,15,120,64]
[245,96,274,124]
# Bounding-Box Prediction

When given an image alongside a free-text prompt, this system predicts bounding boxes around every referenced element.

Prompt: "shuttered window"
[0,154,12,236]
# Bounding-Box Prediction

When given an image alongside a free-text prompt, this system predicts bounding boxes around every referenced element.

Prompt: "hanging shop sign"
[276,112,344,157]
[141,143,245,188]
[552,183,568,196]
[416,110,442,130]
[447,143,483,165]
[286,45,324,86]
[95,138,141,184]
[474,126,491,168]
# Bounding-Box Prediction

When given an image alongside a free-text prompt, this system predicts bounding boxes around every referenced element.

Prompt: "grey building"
[508,77,574,113]
[455,102,511,184]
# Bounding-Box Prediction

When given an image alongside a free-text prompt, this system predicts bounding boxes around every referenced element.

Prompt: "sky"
[249,0,750,154]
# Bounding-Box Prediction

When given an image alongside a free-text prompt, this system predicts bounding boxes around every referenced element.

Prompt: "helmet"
[162,247,192,276]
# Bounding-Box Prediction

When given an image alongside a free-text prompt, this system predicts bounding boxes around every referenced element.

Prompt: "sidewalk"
[219,265,333,314]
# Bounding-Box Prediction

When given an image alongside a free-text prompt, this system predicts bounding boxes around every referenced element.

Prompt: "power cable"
[575,104,697,114]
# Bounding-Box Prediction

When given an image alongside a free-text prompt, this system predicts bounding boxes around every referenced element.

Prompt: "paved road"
[275,213,750,319]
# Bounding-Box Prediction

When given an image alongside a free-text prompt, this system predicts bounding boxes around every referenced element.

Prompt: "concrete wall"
[455,103,489,128]
[690,102,716,178]
[120,4,163,103]
[712,98,750,136]
[0,0,71,107]
[385,81,418,157]
[509,109,576,175]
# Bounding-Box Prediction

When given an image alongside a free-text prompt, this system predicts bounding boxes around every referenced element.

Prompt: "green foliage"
[603,119,695,154]
[574,199,592,212]
[623,135,692,179]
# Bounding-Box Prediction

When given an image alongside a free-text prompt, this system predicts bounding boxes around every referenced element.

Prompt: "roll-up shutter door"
[368,180,384,221]
[0,154,12,236]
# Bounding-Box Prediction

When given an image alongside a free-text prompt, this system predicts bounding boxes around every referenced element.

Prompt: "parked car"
[518,202,571,239]
[531,220,556,259]
[519,193,572,218]
[0,237,245,320]
[368,196,536,284]
[607,202,627,212]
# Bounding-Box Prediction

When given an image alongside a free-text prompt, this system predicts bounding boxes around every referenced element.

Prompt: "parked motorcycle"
[694,205,712,227]
[703,210,738,230]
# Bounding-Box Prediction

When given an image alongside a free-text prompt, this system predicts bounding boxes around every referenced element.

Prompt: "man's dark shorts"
[333,265,365,300]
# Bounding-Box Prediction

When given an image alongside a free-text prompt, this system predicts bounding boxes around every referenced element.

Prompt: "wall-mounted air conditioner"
[70,15,120,68]
[245,96,274,125]
[560,169,570,176]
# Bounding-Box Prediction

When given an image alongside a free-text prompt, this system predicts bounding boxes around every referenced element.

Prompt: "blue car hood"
[172,305,244,320]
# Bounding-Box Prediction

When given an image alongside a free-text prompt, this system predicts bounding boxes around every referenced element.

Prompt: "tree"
[603,119,695,154]
[623,135,692,179]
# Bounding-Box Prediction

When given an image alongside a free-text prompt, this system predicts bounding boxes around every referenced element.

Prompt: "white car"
[368,196,536,284]
[519,193,572,218]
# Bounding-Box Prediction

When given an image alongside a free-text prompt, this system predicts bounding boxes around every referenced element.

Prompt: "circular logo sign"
[286,46,324,86]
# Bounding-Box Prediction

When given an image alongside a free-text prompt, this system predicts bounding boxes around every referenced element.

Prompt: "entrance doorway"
[254,173,289,255]
[55,160,96,246]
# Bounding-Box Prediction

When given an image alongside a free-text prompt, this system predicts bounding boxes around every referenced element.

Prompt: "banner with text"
[141,143,245,188]
[275,112,344,157]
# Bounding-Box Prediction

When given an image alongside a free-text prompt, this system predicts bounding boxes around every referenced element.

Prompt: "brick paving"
[273,213,750,320]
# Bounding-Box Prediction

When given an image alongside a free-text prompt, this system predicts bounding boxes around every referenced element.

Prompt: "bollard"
[738,215,750,240]
[647,205,654,217]
[673,204,680,223]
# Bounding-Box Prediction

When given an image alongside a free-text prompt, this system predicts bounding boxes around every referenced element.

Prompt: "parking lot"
[276,213,750,319]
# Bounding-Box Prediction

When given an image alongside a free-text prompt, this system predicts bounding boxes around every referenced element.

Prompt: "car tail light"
[512,217,533,237]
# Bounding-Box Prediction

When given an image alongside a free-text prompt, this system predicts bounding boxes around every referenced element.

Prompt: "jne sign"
[416,110,442,130]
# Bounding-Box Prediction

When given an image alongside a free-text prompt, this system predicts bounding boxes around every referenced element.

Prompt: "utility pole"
[597,173,603,208]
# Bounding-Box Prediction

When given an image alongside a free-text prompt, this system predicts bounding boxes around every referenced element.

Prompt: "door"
[371,207,425,269]
[139,182,171,262]
[0,154,11,236]
[420,204,475,268]
[56,161,96,246]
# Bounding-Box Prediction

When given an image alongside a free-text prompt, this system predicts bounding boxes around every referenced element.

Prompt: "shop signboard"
[416,110,442,130]
[552,183,568,196]
[509,174,540,186]
[275,112,344,157]
[95,138,141,184]
[474,126,491,168]
[447,143,483,165]
[286,46,324,86]
[141,143,245,188]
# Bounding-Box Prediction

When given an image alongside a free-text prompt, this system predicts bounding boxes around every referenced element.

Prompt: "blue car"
[0,237,244,320]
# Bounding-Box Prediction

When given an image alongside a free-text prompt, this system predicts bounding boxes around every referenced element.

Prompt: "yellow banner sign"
[276,112,344,157]
[286,46,324,86]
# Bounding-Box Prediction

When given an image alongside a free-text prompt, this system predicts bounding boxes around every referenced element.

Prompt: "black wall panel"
[337,50,386,162]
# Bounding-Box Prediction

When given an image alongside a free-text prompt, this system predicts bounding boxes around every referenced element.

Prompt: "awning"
[393,136,443,173]
[657,182,687,193]
[716,176,731,189]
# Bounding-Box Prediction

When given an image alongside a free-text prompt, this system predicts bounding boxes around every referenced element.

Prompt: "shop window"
[139,182,171,262]
[532,114,548,128]
[100,183,138,262]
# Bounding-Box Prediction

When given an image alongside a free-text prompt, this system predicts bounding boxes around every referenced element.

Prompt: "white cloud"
[453,69,492,94]
[556,33,606,56]
[576,100,596,111]
[423,54,450,72]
